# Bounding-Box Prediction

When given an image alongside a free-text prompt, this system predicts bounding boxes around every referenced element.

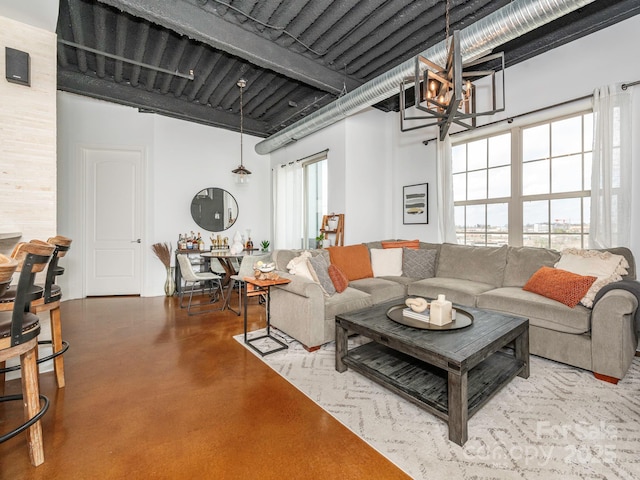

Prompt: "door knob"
[132,239,141,243]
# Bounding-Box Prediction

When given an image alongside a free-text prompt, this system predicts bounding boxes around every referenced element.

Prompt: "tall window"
[453,112,593,249]
[453,133,511,246]
[304,159,328,248]
[273,151,328,249]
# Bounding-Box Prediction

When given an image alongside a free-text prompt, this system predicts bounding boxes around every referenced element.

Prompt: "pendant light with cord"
[232,78,251,184]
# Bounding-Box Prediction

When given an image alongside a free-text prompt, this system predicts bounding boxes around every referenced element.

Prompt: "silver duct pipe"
[255,0,595,155]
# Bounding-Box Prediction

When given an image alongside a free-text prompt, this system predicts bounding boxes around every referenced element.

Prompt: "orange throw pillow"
[523,266,597,308]
[328,264,349,293]
[381,240,419,250]
[327,244,373,281]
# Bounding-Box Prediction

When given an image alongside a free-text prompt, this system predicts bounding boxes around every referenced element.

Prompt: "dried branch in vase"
[151,242,172,268]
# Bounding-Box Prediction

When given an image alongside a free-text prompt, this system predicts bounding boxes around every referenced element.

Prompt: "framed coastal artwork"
[403,183,428,224]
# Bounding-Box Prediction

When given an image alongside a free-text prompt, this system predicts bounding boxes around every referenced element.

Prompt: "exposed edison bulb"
[429,80,437,93]
[235,172,250,185]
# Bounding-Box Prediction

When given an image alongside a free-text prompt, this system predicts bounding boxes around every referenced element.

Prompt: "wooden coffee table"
[335,300,529,446]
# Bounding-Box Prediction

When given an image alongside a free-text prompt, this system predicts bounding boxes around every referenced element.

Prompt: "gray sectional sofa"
[269,242,638,382]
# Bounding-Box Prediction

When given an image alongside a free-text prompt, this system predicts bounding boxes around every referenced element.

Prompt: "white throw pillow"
[286,251,314,281]
[555,248,629,307]
[370,248,403,277]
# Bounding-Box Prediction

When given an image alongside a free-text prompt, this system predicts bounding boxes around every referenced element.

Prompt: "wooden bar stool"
[29,236,72,388]
[0,238,71,389]
[0,241,54,466]
[0,243,44,391]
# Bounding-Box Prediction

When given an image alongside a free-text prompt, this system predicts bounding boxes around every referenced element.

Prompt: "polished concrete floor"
[0,293,409,479]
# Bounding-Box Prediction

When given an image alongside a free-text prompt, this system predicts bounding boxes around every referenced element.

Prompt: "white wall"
[0,13,57,377]
[0,0,58,32]
[0,15,57,255]
[57,93,270,298]
[390,121,440,242]
[388,14,640,259]
[57,14,640,299]
[269,118,348,244]
[345,108,395,243]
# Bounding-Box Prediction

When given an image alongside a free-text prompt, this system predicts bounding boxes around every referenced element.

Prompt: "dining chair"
[0,241,54,466]
[224,253,271,315]
[176,254,223,315]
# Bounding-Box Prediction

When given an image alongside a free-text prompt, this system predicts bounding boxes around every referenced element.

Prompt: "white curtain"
[273,161,304,249]
[590,84,632,248]
[436,135,457,243]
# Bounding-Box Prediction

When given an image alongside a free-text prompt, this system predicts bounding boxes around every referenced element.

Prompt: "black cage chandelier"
[400,1,505,140]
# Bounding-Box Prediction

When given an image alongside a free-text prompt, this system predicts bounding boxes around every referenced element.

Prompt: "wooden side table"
[243,276,291,356]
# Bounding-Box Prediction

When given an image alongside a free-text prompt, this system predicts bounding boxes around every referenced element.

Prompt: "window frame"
[302,156,328,249]
[452,108,593,249]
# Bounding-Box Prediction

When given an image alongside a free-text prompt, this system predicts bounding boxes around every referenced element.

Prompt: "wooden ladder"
[320,214,344,247]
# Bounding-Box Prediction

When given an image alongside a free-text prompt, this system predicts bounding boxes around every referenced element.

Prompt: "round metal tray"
[386,304,474,331]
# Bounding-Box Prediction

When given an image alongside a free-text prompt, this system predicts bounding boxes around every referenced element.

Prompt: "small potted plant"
[260,240,270,252]
[315,233,331,248]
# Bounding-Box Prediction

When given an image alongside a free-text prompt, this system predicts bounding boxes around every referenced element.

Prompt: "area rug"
[236,330,640,480]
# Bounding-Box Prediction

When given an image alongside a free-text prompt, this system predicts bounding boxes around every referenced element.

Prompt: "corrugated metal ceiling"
[56,0,640,137]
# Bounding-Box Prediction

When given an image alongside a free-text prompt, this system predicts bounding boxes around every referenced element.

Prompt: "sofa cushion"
[403,247,436,279]
[503,246,561,287]
[328,264,348,293]
[407,277,495,307]
[287,251,314,280]
[523,266,596,308]
[307,254,336,296]
[602,247,636,280]
[381,239,419,250]
[478,287,592,334]
[328,244,373,281]
[324,287,373,323]
[349,277,406,305]
[436,243,508,287]
[370,248,403,277]
[555,248,630,307]
[273,249,329,272]
[378,275,415,287]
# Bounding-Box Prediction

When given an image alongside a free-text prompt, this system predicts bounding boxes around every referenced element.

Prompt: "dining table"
[200,249,260,287]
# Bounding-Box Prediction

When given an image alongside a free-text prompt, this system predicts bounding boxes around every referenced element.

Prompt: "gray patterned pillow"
[402,248,437,279]
[306,254,336,296]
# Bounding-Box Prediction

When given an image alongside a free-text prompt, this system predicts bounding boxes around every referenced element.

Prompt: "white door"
[84,147,143,295]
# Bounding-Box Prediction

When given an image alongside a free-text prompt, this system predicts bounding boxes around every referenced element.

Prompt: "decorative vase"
[230,231,244,254]
[164,266,175,296]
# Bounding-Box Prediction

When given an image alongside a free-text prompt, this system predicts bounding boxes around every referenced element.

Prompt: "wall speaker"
[5,47,30,87]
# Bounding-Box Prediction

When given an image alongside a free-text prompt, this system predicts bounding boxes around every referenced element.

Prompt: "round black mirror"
[190,188,238,232]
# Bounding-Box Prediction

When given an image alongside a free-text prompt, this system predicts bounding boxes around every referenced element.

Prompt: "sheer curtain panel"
[437,135,457,243]
[273,161,303,249]
[590,84,632,248]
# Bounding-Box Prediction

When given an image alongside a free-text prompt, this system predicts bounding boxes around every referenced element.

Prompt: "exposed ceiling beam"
[57,69,268,136]
[96,0,363,95]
